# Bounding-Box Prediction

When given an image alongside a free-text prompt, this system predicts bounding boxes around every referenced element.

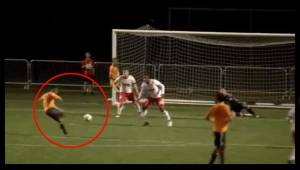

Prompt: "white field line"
[6,98,294,109]
[5,143,293,149]
[5,108,287,121]
[5,134,293,149]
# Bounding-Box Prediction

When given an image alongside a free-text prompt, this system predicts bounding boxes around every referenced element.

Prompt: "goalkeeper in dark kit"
[218,88,260,118]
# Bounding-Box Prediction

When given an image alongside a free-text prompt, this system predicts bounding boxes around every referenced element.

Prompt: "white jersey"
[114,75,136,93]
[139,79,165,99]
[288,107,295,131]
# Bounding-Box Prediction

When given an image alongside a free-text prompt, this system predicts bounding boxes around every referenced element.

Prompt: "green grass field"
[5,85,294,164]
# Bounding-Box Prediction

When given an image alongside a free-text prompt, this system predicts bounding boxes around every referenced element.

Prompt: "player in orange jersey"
[38,88,67,135]
[206,91,233,164]
[109,61,120,105]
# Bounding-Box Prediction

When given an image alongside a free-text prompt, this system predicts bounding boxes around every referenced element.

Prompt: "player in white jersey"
[287,107,295,164]
[114,70,142,118]
[138,74,173,127]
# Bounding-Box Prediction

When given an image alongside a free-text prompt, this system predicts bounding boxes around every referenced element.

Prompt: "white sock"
[140,110,148,122]
[117,104,124,115]
[163,110,171,121]
[136,103,142,113]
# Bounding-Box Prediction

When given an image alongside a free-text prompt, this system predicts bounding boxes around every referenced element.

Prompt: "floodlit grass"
[5,86,293,164]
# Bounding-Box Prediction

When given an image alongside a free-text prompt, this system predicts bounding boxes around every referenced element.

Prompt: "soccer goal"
[113,29,295,107]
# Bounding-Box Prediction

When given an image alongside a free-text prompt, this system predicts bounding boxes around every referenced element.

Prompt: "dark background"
[3,1,296,62]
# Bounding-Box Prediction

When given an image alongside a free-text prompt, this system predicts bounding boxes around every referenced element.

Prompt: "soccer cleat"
[115,114,121,118]
[142,121,150,126]
[167,120,173,127]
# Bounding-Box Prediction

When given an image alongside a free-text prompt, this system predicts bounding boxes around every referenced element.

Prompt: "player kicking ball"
[138,75,173,127]
[38,88,67,135]
[114,70,142,118]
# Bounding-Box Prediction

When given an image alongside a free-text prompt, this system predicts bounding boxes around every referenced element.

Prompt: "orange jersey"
[207,102,232,132]
[109,64,119,87]
[39,92,62,112]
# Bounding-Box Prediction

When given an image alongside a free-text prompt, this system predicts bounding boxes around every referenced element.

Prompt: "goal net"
[112,29,295,105]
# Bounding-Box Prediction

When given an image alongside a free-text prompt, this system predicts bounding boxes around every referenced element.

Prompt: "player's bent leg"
[219,133,226,164]
[164,111,173,127]
[115,102,125,118]
[46,108,62,123]
[157,98,173,127]
[46,108,68,135]
[235,111,242,117]
[209,132,221,164]
[116,93,126,118]
[209,148,218,164]
[59,123,68,135]
[246,107,260,118]
[140,99,150,126]
[134,101,142,113]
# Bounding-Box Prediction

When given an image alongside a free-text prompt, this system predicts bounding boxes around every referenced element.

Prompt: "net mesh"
[114,30,295,103]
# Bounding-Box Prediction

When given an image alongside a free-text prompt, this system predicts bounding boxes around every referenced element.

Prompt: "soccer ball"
[83,114,93,121]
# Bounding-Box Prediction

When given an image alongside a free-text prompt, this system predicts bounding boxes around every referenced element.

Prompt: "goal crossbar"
[113,29,295,37]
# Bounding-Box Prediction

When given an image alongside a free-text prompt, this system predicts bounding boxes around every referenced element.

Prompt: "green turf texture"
[5,86,293,164]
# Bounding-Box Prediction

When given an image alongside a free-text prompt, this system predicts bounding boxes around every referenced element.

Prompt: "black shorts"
[46,108,63,122]
[214,132,226,148]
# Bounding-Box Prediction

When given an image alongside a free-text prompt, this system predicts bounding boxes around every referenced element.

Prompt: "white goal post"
[112,29,295,107]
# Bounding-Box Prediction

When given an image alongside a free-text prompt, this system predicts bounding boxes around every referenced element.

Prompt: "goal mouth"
[112,29,295,108]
